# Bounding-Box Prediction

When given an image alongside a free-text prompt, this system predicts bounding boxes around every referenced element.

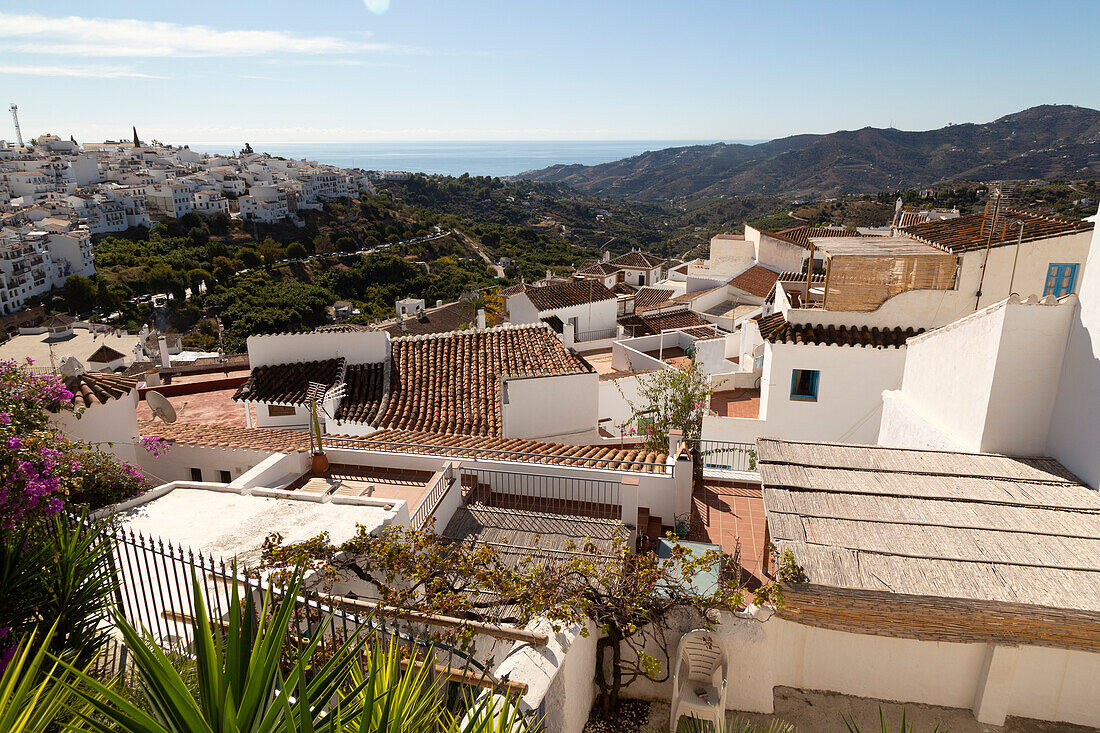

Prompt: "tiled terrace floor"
[136,386,255,427]
[709,388,761,418]
[689,479,767,587]
[286,464,435,509]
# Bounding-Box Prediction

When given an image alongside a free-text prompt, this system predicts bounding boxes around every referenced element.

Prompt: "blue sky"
[1,1,1097,143]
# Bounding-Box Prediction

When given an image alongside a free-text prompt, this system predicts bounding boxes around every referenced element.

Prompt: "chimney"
[157,335,170,368]
[562,321,575,348]
[603,250,611,262]
[477,309,486,329]
[436,299,443,308]
[668,428,684,459]
[546,269,552,282]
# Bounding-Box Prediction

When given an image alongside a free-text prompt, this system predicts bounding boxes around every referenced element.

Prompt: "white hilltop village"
[4,121,1100,732]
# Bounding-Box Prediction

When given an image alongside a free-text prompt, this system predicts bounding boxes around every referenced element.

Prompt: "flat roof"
[0,330,140,367]
[813,236,946,257]
[115,486,394,562]
[758,438,1100,613]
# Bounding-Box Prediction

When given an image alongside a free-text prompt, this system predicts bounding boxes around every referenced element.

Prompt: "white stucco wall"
[747,227,807,273]
[506,293,541,324]
[54,390,140,465]
[755,341,909,444]
[706,236,756,278]
[877,295,1076,455]
[542,298,619,337]
[959,231,1092,309]
[137,442,283,485]
[245,330,390,367]
[501,372,599,441]
[1047,209,1100,489]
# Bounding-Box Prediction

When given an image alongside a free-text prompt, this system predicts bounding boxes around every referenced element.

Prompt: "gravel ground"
[637,687,1097,733]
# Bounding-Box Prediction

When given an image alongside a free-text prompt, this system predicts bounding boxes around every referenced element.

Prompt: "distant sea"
[189,140,765,178]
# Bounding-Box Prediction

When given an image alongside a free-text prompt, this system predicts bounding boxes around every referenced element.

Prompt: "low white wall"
[878,390,967,451]
[229,451,309,491]
[138,442,281,485]
[694,337,730,376]
[246,330,390,367]
[620,607,1100,728]
[598,374,644,435]
[54,390,140,465]
[493,619,598,733]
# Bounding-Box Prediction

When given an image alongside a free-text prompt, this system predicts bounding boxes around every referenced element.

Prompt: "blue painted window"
[1044,263,1079,297]
[790,369,819,401]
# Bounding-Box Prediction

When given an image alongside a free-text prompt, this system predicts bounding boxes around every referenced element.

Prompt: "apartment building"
[191,189,229,217]
[0,227,94,314]
[144,181,195,218]
[238,185,289,223]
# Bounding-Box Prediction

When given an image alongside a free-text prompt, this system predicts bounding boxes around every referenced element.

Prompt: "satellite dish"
[146,390,177,424]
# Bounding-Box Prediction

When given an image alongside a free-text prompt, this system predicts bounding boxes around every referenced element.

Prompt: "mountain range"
[517,105,1100,202]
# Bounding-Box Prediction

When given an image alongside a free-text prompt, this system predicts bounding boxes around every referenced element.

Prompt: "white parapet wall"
[618,606,1100,729]
[245,329,390,367]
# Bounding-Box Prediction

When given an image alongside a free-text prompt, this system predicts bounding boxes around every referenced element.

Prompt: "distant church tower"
[132,126,141,148]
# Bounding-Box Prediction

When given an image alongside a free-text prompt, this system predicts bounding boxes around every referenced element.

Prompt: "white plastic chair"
[669,629,729,731]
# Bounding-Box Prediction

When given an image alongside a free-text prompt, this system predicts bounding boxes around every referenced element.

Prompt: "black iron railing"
[689,439,757,473]
[460,466,622,521]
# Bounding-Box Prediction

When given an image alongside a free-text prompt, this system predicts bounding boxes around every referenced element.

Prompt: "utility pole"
[9,104,24,147]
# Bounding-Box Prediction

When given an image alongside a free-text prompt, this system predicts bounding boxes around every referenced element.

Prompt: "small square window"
[1044,263,1079,297]
[189,467,202,482]
[790,369,819,401]
[219,470,232,483]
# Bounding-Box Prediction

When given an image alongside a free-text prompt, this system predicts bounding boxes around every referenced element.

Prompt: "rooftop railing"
[459,466,622,521]
[325,435,672,474]
[688,438,757,473]
[410,463,457,530]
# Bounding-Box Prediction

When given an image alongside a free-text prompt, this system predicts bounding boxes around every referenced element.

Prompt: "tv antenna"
[143,390,178,424]
[9,104,23,147]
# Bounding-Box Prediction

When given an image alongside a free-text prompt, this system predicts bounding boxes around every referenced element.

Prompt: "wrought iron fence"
[575,326,618,343]
[689,439,757,473]
[410,464,457,530]
[459,466,622,521]
[101,524,531,699]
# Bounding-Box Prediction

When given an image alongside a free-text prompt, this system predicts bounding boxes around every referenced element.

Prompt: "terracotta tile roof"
[233,358,345,405]
[575,261,620,277]
[524,280,616,312]
[728,265,781,298]
[609,251,665,269]
[620,307,713,337]
[499,282,528,298]
[351,429,669,473]
[609,282,637,296]
[375,325,591,436]
[42,313,77,328]
[765,271,826,303]
[633,287,676,310]
[314,323,372,333]
[143,422,311,453]
[87,344,127,363]
[902,208,1094,253]
[65,372,138,408]
[757,312,922,348]
[335,362,386,424]
[767,225,859,249]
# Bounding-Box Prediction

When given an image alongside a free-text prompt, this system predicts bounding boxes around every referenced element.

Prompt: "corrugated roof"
[758,438,1100,612]
[757,313,921,348]
[903,208,1093,253]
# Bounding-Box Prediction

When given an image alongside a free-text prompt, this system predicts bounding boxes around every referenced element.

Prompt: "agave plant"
[61,568,373,732]
[60,566,534,732]
[0,625,94,733]
[843,708,947,733]
[684,715,796,733]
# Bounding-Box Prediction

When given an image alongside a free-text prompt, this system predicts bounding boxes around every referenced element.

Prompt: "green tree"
[336,236,358,252]
[285,241,307,260]
[64,275,95,313]
[620,357,716,452]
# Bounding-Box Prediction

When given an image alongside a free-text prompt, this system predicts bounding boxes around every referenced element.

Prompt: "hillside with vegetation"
[518,105,1100,201]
